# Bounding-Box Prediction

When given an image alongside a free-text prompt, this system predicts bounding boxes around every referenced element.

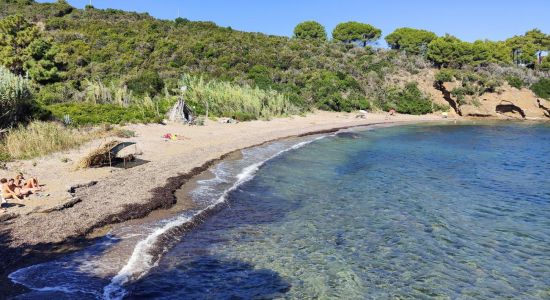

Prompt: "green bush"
[247,65,272,89]
[36,82,74,104]
[0,150,11,162]
[389,82,434,115]
[530,78,550,99]
[435,69,455,82]
[47,102,164,125]
[506,76,524,89]
[306,71,368,112]
[126,71,164,97]
[0,66,34,128]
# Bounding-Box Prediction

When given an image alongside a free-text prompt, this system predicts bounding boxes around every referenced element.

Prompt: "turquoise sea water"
[10,122,550,299]
[125,122,550,299]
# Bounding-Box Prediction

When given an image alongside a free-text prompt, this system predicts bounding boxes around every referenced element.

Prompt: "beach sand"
[0,111,446,279]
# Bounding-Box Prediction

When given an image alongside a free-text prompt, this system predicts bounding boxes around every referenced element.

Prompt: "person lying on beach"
[1,178,24,201]
[15,173,42,192]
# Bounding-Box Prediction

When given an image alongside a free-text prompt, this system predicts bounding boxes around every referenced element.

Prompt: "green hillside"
[0,0,549,127]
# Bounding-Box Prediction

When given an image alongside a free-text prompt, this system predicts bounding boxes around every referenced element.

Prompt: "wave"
[8,234,120,299]
[102,136,326,299]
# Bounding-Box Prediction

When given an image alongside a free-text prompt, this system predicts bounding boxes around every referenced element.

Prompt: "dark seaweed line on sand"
[89,121,398,234]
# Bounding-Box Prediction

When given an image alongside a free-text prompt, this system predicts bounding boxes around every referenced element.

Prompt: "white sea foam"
[8,234,120,298]
[102,136,325,300]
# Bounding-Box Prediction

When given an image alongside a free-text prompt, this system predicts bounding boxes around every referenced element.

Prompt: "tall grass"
[0,66,33,128]
[181,75,301,120]
[47,80,172,125]
[2,121,91,159]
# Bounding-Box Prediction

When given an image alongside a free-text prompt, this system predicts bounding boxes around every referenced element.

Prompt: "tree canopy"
[385,27,437,55]
[426,34,514,68]
[506,29,550,66]
[0,14,63,83]
[293,21,327,41]
[332,21,381,47]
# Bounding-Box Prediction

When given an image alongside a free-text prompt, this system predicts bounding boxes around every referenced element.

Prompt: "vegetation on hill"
[531,78,550,99]
[0,0,548,132]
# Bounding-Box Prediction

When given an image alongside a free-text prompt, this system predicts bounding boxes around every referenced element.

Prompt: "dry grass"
[0,122,136,162]
[77,140,120,169]
[2,121,93,160]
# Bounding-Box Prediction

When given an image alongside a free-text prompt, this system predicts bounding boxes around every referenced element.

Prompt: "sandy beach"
[0,112,446,282]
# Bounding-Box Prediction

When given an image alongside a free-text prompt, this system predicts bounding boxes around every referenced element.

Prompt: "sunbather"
[15,173,42,192]
[1,178,24,201]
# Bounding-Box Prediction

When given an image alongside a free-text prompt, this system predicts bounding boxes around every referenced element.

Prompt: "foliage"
[126,70,164,97]
[304,70,368,112]
[0,148,10,162]
[0,14,64,83]
[0,2,547,127]
[181,74,301,120]
[435,69,455,82]
[0,66,34,128]
[2,121,90,159]
[385,27,437,55]
[293,21,327,41]
[427,35,466,68]
[47,102,168,125]
[530,78,550,99]
[443,70,504,104]
[540,55,550,71]
[427,35,516,68]
[247,65,272,89]
[506,29,550,67]
[506,76,524,89]
[332,21,381,47]
[386,82,435,115]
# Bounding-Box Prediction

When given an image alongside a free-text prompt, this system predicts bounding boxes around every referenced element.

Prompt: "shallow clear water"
[10,122,550,299]
[123,122,550,299]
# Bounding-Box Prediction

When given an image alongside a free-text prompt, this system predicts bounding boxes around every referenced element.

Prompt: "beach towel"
[163,133,187,141]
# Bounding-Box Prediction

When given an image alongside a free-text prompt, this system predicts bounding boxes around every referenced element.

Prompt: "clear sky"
[38,0,549,42]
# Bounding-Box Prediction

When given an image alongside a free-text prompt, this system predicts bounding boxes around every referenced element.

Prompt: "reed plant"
[0,66,33,128]
[181,75,301,120]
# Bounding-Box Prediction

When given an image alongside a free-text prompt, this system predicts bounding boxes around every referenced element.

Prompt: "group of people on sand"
[1,173,42,212]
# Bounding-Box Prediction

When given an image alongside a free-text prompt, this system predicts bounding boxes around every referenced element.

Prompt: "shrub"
[0,66,35,128]
[506,76,524,89]
[530,78,550,99]
[47,102,165,125]
[435,69,455,82]
[306,71,368,112]
[126,71,165,97]
[0,148,11,162]
[2,121,91,159]
[36,82,74,104]
[389,82,434,115]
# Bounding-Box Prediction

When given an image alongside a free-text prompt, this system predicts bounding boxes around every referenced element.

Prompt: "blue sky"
[38,0,549,42]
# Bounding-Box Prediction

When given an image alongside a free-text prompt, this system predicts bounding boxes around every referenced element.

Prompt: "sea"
[8,121,550,299]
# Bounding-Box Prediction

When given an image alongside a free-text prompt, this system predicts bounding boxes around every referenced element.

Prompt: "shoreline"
[0,113,454,298]
[1,114,547,298]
